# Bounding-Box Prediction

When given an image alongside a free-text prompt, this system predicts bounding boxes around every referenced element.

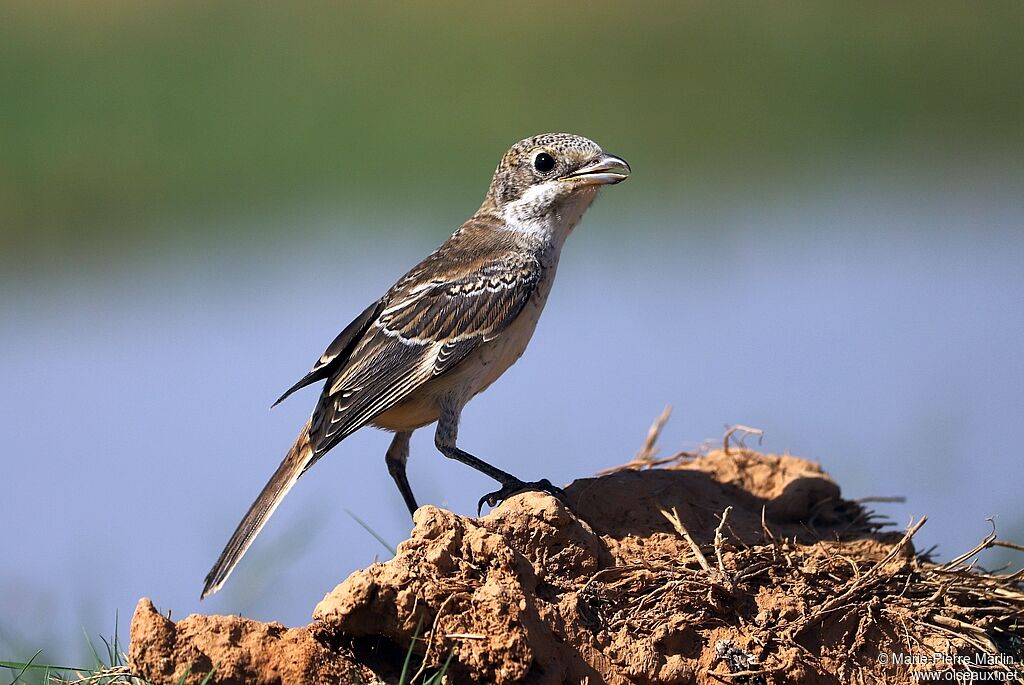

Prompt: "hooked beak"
[562,153,631,186]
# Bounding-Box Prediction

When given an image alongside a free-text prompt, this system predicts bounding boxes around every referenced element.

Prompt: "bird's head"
[484,133,630,239]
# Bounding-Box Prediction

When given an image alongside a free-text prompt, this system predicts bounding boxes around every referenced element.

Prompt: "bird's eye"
[533,152,556,173]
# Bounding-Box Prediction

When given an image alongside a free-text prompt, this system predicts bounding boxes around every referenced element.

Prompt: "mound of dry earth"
[130,445,1024,684]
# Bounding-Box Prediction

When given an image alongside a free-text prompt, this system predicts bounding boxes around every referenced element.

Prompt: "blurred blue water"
[1,176,1023,663]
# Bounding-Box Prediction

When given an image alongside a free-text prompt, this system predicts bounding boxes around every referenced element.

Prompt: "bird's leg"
[434,402,565,514]
[385,431,418,516]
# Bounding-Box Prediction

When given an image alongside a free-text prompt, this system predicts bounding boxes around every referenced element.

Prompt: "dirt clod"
[130,447,1024,684]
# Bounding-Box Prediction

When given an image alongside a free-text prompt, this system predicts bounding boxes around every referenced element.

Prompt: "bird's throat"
[500,186,599,248]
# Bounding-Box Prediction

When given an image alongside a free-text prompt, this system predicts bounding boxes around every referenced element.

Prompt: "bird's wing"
[201,252,542,598]
[306,252,543,461]
[271,299,384,407]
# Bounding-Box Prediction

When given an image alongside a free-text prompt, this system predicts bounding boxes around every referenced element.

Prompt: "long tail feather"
[201,420,314,599]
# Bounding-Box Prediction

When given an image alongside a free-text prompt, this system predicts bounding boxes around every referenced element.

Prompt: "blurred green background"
[3,1,1023,674]
[3,1,1022,265]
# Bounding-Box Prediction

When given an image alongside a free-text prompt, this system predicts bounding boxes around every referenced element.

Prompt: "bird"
[201,132,630,599]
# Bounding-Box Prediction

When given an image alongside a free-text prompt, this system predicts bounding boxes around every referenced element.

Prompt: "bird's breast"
[463,258,558,395]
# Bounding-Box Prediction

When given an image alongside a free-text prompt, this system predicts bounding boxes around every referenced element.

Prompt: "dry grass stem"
[722,425,764,454]
[598,405,695,474]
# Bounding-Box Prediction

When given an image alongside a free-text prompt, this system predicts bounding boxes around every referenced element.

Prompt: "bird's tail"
[201,420,314,599]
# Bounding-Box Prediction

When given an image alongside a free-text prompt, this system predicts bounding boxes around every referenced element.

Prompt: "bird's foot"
[477,478,566,515]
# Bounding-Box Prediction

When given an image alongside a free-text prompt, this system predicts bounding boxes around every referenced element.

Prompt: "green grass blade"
[175,664,193,685]
[0,654,84,675]
[345,509,397,556]
[2,650,42,685]
[398,616,423,685]
[424,650,454,685]
[83,628,104,670]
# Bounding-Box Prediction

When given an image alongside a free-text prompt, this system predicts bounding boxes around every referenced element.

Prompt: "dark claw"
[476,478,567,515]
